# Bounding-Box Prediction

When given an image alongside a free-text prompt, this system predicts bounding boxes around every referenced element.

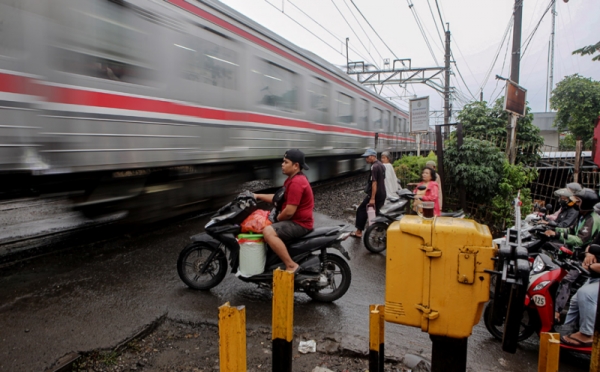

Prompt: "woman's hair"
[422,166,437,181]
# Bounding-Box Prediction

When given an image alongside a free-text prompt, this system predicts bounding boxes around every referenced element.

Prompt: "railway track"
[0,172,367,266]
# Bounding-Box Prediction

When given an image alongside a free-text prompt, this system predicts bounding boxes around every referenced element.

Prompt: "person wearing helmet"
[544,188,600,249]
[547,189,600,326]
[547,182,582,222]
[540,188,579,228]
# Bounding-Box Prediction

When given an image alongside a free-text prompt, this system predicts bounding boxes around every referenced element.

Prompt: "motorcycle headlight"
[533,280,551,291]
[532,255,546,274]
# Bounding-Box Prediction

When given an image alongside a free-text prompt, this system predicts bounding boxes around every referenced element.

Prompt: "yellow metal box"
[385,215,496,339]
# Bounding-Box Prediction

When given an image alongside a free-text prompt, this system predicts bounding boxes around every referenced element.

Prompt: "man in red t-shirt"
[254,149,314,273]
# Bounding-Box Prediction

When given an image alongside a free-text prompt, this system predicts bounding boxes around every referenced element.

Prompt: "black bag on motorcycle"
[215,191,258,225]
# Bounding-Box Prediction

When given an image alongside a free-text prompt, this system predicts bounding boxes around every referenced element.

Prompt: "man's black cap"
[284,149,309,170]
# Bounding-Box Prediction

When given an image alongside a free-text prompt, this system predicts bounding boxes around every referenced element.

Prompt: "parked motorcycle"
[177,191,353,302]
[363,187,464,253]
[484,245,591,353]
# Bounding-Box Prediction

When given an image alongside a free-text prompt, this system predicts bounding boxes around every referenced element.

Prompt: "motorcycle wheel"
[483,300,536,342]
[177,243,227,290]
[364,222,388,253]
[305,254,352,303]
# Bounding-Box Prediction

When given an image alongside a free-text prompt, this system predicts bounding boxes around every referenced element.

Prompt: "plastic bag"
[241,209,272,233]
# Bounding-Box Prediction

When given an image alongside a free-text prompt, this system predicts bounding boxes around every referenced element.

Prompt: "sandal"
[350,231,362,238]
[560,334,593,348]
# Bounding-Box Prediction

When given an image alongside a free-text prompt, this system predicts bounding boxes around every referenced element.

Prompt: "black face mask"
[559,200,569,209]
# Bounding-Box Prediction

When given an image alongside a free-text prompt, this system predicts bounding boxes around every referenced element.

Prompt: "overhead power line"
[479,16,513,93]
[286,0,374,65]
[263,0,343,58]
[521,0,555,59]
[406,0,440,65]
[329,0,380,68]
[350,0,402,61]
[426,0,445,49]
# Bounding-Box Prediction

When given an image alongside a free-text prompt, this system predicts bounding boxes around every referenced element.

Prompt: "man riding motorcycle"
[254,149,314,274]
[543,189,600,324]
[544,188,600,249]
[540,187,579,228]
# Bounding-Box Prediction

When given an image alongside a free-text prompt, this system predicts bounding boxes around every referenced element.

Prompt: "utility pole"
[506,0,523,164]
[444,24,451,135]
[545,0,557,112]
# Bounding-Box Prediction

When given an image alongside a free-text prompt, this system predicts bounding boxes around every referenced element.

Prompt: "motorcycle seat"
[297,226,342,240]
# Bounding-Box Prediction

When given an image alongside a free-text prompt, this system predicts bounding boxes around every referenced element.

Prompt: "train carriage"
[0,0,428,218]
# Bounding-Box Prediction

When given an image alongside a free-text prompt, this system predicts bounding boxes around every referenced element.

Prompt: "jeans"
[565,278,600,335]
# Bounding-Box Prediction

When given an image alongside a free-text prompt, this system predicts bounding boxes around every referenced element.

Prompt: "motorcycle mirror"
[545,204,553,213]
[417,185,427,191]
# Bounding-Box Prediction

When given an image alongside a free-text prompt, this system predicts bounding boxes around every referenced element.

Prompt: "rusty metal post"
[435,125,445,199]
[369,304,385,372]
[456,122,466,211]
[538,332,559,372]
[272,268,294,372]
[218,302,246,372]
[574,140,582,183]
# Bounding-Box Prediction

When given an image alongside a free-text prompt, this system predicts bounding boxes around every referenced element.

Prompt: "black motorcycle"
[364,186,465,253]
[177,191,353,302]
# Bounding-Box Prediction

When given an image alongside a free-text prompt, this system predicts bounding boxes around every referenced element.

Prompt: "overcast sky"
[218,0,599,123]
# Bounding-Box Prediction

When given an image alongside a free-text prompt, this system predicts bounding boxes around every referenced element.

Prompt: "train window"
[50,0,155,85]
[0,0,24,58]
[336,92,354,124]
[180,37,238,90]
[254,60,298,111]
[55,48,153,85]
[308,77,328,123]
[373,108,383,131]
[358,99,369,128]
[383,111,390,132]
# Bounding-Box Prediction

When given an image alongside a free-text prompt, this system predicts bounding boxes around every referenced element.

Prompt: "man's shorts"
[271,220,311,242]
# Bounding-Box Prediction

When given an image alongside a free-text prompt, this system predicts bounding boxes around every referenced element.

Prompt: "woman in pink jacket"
[413,167,441,217]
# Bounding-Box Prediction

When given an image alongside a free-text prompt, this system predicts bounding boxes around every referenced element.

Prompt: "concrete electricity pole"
[506,0,523,164]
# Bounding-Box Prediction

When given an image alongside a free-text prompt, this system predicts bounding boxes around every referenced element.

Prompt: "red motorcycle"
[485,247,592,354]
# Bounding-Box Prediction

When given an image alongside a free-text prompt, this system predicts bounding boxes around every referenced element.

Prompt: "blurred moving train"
[0,0,434,219]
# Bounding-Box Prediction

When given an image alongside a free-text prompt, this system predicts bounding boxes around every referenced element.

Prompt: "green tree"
[573,41,600,62]
[443,137,505,204]
[559,133,577,151]
[550,74,600,142]
[490,162,538,230]
[393,151,437,186]
[456,98,543,164]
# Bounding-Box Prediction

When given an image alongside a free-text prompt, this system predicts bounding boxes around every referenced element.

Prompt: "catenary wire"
[287,0,378,67]
[263,0,344,58]
[521,0,555,59]
[329,0,381,68]
[342,0,385,63]
[406,0,441,65]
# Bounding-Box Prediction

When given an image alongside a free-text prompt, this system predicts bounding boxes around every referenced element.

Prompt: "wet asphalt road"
[0,211,591,372]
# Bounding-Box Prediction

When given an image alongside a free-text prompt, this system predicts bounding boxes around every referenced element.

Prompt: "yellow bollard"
[272,268,294,372]
[218,302,246,372]
[369,304,386,372]
[538,332,559,372]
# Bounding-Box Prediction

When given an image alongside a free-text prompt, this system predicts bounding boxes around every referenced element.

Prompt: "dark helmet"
[574,188,600,212]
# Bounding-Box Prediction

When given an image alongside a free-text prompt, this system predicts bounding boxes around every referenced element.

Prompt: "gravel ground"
[68,174,409,372]
[72,319,410,372]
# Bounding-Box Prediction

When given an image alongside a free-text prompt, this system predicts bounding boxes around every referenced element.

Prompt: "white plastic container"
[237,234,266,277]
[367,205,376,226]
